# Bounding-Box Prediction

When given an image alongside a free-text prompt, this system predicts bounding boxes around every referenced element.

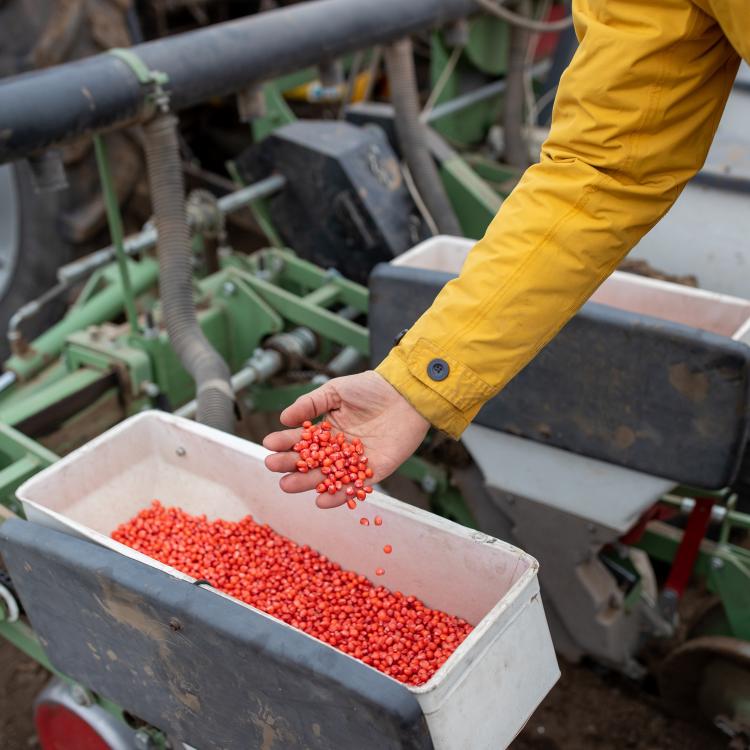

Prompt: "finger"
[279,470,323,494]
[316,491,349,510]
[279,383,338,427]
[264,452,299,474]
[262,427,302,452]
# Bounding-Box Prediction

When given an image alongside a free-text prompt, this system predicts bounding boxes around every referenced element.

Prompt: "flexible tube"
[476,0,574,32]
[142,113,235,433]
[385,38,463,236]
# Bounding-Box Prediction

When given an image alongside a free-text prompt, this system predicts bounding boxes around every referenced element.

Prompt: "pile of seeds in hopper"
[112,501,474,685]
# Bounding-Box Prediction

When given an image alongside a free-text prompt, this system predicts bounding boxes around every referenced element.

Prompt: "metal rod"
[93,136,139,333]
[0,0,477,164]
[426,59,549,123]
[175,326,317,419]
[58,174,286,284]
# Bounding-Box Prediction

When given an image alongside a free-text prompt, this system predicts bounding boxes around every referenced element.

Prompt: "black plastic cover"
[236,120,427,284]
[0,519,433,750]
[369,263,750,489]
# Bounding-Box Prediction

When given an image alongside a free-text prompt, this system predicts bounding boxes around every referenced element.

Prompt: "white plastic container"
[16,411,559,750]
[395,235,750,342]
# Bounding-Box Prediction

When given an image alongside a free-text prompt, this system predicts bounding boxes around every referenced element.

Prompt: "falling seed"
[383,545,392,554]
[360,518,369,526]
[374,516,383,526]
[375,568,385,576]
[347,500,357,510]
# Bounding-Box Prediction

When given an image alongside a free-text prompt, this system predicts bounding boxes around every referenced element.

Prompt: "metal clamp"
[108,48,170,115]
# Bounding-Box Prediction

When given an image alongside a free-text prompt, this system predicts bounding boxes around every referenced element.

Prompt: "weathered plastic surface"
[236,120,426,284]
[1,519,433,750]
[369,236,750,489]
[15,411,559,750]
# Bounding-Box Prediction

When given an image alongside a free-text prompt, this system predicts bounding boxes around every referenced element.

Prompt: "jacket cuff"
[376,342,490,439]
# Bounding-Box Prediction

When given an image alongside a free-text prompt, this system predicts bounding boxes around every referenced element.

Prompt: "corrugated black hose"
[384,38,463,236]
[142,113,235,433]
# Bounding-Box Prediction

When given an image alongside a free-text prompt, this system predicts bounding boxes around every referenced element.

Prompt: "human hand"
[263,370,430,508]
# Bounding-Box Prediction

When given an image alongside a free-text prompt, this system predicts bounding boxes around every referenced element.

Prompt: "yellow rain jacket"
[377,0,745,438]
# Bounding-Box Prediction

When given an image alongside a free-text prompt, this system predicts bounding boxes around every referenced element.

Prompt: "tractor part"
[384,38,462,236]
[461,421,673,670]
[175,327,318,419]
[34,678,139,750]
[501,1,531,168]
[0,1,145,358]
[658,636,750,742]
[0,162,71,362]
[658,497,716,621]
[2,410,558,750]
[57,174,286,285]
[142,111,235,433]
[239,120,425,284]
[0,0,478,164]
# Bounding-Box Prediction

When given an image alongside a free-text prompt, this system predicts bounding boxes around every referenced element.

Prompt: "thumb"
[279,381,340,427]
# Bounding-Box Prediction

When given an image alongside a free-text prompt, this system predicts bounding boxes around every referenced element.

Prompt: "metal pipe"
[175,327,317,419]
[0,0,476,164]
[384,38,462,235]
[57,174,286,285]
[424,59,549,122]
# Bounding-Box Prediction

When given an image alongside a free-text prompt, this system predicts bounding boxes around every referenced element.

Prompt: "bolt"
[710,557,724,570]
[222,281,237,297]
[420,474,438,494]
[141,381,160,398]
[168,617,183,632]
[175,446,186,457]
[134,730,157,750]
[70,683,93,707]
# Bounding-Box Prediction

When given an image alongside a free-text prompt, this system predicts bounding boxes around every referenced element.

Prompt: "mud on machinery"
[0,0,748,747]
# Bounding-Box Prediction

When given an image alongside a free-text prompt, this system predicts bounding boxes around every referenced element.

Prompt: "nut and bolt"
[134,729,158,750]
[141,381,160,398]
[70,683,94,707]
[420,474,438,494]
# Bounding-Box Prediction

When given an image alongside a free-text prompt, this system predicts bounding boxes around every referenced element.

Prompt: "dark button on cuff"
[427,358,450,381]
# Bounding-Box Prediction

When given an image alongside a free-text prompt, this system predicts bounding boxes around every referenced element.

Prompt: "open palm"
[263,371,429,508]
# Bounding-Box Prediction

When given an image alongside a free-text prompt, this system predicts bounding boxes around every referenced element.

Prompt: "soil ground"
[0,638,726,750]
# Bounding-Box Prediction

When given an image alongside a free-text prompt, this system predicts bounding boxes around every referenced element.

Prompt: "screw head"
[70,683,93,707]
[134,729,157,750]
[421,474,438,494]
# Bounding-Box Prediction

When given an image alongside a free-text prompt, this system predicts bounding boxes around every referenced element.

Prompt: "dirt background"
[1,638,726,750]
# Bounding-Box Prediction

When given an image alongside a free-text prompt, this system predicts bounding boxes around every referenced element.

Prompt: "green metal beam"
[440,154,502,239]
[93,135,139,333]
[0,367,106,426]
[5,258,159,383]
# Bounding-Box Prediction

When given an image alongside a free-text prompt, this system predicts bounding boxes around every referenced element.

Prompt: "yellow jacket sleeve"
[377,0,740,438]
